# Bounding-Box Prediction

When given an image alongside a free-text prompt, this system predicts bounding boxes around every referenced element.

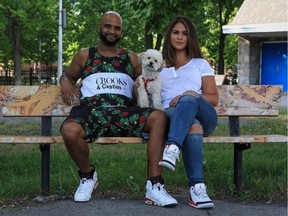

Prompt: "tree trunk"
[154,34,163,50]
[8,11,22,85]
[217,0,226,75]
[14,28,21,85]
[145,23,153,49]
[14,49,21,85]
[218,33,226,75]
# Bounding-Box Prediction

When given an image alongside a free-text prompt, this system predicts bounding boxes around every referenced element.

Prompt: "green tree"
[195,0,243,74]
[62,0,115,68]
[119,0,200,50]
[0,0,57,84]
[0,0,242,82]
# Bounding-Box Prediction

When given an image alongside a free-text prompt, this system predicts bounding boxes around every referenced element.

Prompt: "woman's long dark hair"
[162,16,203,67]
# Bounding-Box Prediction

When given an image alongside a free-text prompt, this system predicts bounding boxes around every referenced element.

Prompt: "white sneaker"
[159,144,180,171]
[145,180,177,207]
[189,183,214,209]
[74,170,99,202]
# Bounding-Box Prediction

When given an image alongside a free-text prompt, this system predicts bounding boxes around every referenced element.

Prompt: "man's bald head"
[101,11,122,24]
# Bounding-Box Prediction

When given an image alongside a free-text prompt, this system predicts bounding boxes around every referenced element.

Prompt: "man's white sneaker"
[159,144,180,171]
[145,180,177,207]
[189,183,214,209]
[74,170,99,202]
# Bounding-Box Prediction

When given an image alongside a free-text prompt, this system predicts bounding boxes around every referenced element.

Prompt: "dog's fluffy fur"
[137,49,164,110]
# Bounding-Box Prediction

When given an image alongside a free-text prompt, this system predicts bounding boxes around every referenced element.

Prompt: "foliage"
[0,0,58,83]
[0,0,243,77]
[224,34,239,69]
[193,0,243,73]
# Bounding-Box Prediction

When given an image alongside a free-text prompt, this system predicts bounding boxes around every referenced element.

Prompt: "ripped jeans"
[164,94,217,187]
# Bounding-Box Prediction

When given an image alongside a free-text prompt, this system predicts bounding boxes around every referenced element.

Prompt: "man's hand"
[133,77,141,99]
[61,80,79,105]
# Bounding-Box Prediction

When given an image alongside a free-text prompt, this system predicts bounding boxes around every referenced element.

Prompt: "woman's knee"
[188,123,203,134]
[179,94,198,103]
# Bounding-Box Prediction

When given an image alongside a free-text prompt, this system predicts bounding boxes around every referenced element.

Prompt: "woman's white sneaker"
[159,144,180,171]
[188,183,214,209]
[145,180,178,207]
[74,170,99,202]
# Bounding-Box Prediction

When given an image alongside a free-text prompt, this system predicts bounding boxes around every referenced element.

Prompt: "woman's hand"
[169,95,181,107]
[182,90,199,98]
[169,91,200,107]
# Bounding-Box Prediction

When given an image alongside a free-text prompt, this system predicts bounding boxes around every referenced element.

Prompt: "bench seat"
[0,134,287,144]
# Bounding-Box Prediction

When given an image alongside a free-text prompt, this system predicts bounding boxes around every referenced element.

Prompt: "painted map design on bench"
[0,86,79,116]
[0,85,282,117]
[215,85,282,116]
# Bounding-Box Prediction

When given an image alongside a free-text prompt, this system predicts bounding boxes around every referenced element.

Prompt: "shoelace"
[155,183,171,197]
[166,148,180,162]
[196,186,208,198]
[77,178,94,193]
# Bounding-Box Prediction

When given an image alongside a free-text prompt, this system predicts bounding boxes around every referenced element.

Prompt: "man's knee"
[61,122,85,139]
[144,110,168,132]
[188,123,203,134]
[149,110,168,124]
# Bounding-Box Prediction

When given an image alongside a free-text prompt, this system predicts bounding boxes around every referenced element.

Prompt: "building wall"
[237,36,287,85]
[237,37,250,84]
[249,38,261,84]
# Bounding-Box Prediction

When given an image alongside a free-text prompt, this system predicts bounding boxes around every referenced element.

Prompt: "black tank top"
[80,47,136,107]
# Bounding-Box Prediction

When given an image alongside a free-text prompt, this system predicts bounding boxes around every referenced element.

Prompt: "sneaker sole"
[159,160,175,171]
[145,198,177,207]
[74,180,99,203]
[188,200,214,209]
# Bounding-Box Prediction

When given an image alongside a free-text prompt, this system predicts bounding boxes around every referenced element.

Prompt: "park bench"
[0,85,287,197]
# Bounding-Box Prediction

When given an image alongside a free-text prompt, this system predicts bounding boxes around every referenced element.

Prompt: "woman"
[159,15,219,209]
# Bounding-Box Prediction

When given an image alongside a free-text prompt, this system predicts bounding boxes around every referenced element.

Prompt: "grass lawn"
[0,111,287,206]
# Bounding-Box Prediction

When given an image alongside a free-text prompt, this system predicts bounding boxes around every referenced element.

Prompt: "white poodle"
[137,49,164,110]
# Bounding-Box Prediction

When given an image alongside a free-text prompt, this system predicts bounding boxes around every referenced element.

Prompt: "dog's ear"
[138,52,145,64]
[157,59,165,72]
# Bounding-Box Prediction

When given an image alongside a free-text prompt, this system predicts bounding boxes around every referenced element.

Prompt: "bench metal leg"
[230,116,253,192]
[234,143,251,192]
[40,144,50,195]
[234,143,243,192]
[229,116,242,191]
[40,117,52,196]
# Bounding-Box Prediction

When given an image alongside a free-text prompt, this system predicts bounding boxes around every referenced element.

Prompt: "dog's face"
[140,49,164,72]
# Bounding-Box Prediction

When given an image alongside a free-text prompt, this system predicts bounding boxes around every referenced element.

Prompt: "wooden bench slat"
[204,135,288,143]
[1,135,286,144]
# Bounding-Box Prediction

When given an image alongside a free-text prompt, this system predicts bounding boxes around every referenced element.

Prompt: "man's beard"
[100,31,121,47]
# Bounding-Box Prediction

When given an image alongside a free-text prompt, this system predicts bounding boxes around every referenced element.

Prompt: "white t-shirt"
[160,58,214,109]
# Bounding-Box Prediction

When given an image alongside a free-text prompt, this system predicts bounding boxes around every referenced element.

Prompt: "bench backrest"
[0,85,283,117]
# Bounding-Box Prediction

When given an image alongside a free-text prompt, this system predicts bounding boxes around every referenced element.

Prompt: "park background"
[0,0,242,86]
[0,0,287,207]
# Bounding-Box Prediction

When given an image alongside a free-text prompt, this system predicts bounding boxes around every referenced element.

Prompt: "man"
[60,11,177,207]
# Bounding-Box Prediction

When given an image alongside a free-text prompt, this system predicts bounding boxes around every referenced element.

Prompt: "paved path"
[0,194,286,216]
